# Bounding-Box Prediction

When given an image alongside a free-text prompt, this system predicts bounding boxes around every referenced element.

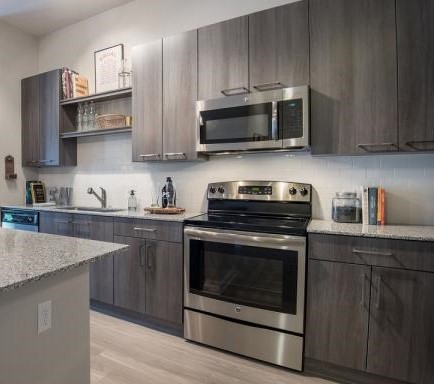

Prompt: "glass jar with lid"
[332,192,362,223]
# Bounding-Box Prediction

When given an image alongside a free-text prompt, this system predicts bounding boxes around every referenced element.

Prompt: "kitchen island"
[0,227,127,384]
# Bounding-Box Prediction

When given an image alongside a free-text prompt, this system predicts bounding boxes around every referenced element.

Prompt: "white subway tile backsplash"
[37,140,434,225]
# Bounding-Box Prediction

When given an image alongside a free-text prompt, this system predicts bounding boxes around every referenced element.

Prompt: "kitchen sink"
[59,206,124,213]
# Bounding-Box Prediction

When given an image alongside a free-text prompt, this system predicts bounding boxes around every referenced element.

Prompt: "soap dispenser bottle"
[128,190,138,212]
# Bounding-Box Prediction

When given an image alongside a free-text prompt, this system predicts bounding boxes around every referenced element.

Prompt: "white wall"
[0,21,39,205]
[37,0,434,225]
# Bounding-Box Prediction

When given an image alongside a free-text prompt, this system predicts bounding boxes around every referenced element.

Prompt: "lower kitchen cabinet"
[367,267,434,384]
[113,235,183,326]
[305,260,370,370]
[145,240,183,325]
[39,211,114,304]
[113,235,146,313]
[307,233,434,384]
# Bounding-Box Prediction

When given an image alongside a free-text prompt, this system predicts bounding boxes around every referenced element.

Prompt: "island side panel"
[0,265,90,384]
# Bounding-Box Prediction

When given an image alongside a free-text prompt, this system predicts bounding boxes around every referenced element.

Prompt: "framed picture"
[94,44,124,93]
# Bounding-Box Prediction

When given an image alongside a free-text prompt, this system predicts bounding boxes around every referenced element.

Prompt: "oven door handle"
[184,227,305,247]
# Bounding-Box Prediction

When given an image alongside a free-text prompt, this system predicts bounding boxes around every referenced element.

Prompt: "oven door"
[184,226,306,334]
[196,91,283,153]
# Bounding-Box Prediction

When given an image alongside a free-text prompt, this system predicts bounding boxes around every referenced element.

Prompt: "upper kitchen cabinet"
[249,1,309,92]
[132,40,163,162]
[21,69,77,167]
[198,16,249,100]
[397,0,434,152]
[310,0,398,155]
[163,30,201,161]
[133,31,204,161]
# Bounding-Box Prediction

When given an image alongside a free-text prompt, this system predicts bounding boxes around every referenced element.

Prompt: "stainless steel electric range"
[183,180,312,371]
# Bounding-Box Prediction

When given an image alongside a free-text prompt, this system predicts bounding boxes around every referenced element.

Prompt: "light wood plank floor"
[90,311,336,384]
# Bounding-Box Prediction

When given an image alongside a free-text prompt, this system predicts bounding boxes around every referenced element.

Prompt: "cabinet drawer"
[113,218,182,243]
[309,234,434,273]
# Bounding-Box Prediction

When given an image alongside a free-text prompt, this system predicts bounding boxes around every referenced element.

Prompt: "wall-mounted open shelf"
[60,87,132,106]
[61,126,132,139]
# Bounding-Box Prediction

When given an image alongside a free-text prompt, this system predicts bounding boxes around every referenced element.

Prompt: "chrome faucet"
[87,187,107,208]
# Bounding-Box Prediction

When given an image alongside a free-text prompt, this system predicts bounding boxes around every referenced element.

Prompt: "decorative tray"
[145,207,186,215]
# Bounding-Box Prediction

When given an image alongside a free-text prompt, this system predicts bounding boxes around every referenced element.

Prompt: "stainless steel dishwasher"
[1,208,39,232]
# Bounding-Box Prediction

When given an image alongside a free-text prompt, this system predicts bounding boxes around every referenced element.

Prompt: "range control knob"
[209,186,216,194]
[289,187,297,196]
[218,186,225,194]
[300,187,309,197]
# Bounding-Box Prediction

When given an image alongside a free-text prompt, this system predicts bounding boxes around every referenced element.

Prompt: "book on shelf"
[361,186,386,225]
[61,67,88,99]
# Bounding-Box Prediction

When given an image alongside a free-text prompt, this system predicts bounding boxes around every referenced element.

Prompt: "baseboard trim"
[304,358,410,384]
[90,300,183,337]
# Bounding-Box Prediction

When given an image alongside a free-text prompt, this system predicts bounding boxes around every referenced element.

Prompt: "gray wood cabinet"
[113,235,147,313]
[397,0,434,152]
[145,241,183,325]
[249,1,309,92]
[198,16,249,100]
[73,215,114,304]
[367,267,434,384]
[39,211,114,304]
[21,70,76,167]
[113,218,183,325]
[132,40,163,162]
[308,233,434,384]
[133,32,203,162]
[305,259,370,370]
[163,30,199,161]
[310,0,398,155]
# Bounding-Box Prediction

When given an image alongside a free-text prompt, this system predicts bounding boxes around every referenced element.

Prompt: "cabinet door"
[163,30,198,161]
[249,1,309,92]
[38,70,60,166]
[397,0,434,152]
[198,16,249,100]
[132,41,163,162]
[39,212,73,237]
[310,0,398,155]
[74,215,114,304]
[145,241,183,325]
[21,76,40,166]
[113,235,146,313]
[367,268,434,384]
[305,259,371,370]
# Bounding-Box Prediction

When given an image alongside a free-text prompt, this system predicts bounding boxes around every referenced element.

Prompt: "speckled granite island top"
[308,219,434,242]
[0,228,128,293]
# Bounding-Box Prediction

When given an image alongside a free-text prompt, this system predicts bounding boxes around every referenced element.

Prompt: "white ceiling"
[0,0,133,36]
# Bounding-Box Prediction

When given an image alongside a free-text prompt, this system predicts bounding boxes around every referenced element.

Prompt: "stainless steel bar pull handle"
[357,143,397,152]
[360,273,367,307]
[405,140,434,150]
[164,152,186,159]
[38,160,54,163]
[375,276,383,309]
[353,249,393,257]
[253,81,285,92]
[133,227,157,233]
[139,154,161,160]
[139,244,146,268]
[221,87,250,97]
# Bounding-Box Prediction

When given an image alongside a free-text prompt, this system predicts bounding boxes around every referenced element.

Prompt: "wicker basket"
[96,114,126,129]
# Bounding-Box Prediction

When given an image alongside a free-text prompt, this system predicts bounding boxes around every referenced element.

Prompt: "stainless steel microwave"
[196,86,309,153]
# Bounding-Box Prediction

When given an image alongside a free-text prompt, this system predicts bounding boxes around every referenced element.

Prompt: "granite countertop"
[0,228,128,293]
[308,219,434,242]
[2,205,203,222]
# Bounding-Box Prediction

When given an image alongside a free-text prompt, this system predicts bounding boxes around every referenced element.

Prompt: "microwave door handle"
[271,101,278,140]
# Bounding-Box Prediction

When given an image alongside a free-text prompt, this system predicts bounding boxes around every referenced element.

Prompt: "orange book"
[381,188,386,225]
[377,189,382,225]
[377,188,386,225]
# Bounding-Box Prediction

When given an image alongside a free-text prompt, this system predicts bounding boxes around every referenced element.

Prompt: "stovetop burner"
[185,181,312,236]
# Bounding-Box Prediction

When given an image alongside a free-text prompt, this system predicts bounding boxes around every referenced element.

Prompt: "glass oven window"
[189,240,298,314]
[199,103,274,144]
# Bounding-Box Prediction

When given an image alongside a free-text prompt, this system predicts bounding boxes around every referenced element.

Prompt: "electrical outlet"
[38,300,52,334]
